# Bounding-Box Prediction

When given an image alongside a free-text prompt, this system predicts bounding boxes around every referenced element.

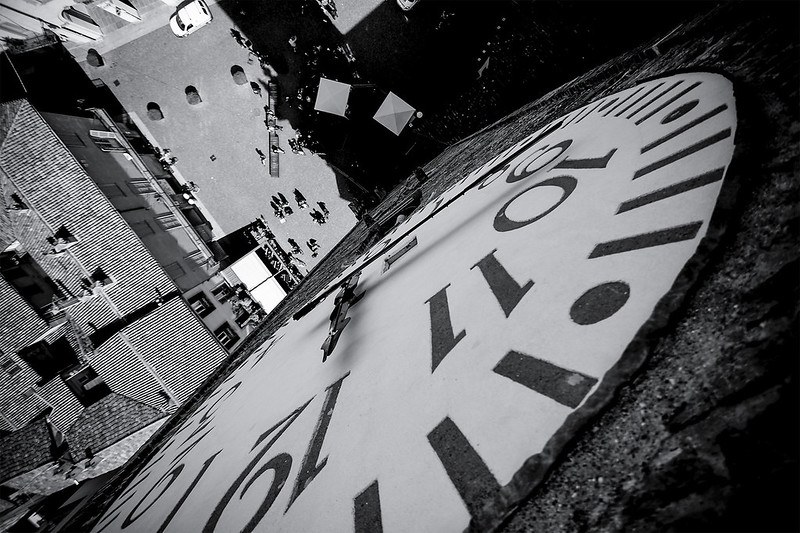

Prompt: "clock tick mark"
[626,79,684,120]
[354,480,383,533]
[641,104,728,153]
[493,350,598,408]
[428,417,501,519]
[602,85,646,116]
[634,128,731,179]
[635,81,702,125]
[573,99,606,124]
[614,82,665,117]
[588,221,703,258]
[596,98,618,113]
[661,99,700,124]
[617,168,725,214]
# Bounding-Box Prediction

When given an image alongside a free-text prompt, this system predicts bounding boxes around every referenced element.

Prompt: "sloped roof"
[0,99,22,149]
[92,296,228,408]
[0,99,227,432]
[0,416,52,482]
[66,393,166,461]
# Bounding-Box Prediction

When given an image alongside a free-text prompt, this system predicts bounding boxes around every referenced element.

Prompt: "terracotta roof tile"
[66,393,166,461]
[0,417,53,482]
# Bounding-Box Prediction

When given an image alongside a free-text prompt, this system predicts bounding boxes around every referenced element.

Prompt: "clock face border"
[84,70,743,533]
[470,70,744,529]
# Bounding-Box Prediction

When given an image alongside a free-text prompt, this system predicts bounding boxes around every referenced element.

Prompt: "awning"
[314,77,351,117]
[373,91,416,135]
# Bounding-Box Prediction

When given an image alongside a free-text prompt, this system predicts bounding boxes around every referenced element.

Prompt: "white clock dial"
[92,72,736,533]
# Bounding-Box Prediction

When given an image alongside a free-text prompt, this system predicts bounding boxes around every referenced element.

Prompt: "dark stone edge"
[467,69,749,532]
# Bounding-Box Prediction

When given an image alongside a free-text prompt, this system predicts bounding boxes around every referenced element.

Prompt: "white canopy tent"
[373,91,416,135]
[314,77,352,117]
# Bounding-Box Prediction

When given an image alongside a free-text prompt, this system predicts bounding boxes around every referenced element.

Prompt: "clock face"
[92,72,736,533]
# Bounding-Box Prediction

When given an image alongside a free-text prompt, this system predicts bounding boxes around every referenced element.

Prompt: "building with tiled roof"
[0,98,228,485]
[65,392,165,461]
[0,415,52,483]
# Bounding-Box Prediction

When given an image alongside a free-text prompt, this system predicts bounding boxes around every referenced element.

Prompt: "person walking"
[271,144,285,154]
[310,209,326,225]
[317,201,329,220]
[278,192,289,206]
[256,148,268,165]
[294,189,308,209]
[288,238,302,254]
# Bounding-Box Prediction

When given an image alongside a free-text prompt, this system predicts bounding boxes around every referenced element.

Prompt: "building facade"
[0,98,228,447]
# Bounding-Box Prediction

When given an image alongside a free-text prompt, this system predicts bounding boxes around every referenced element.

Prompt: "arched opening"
[185,85,202,105]
[146,102,164,121]
[86,48,104,67]
[230,65,247,85]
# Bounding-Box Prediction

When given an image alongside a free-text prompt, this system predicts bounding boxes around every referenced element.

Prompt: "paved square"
[79,4,357,265]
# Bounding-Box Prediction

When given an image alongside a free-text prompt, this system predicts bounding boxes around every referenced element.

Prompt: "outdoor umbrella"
[314,77,351,117]
[373,91,416,135]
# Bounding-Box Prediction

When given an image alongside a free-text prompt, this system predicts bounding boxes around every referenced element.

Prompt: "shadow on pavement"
[217,0,709,198]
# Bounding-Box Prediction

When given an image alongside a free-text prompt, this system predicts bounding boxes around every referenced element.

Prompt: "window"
[89,130,126,152]
[17,338,79,385]
[10,193,27,211]
[63,366,111,407]
[155,213,181,231]
[164,261,185,279]
[1,357,21,378]
[211,282,234,303]
[184,249,207,269]
[127,179,155,195]
[100,183,126,198]
[188,292,214,317]
[214,322,239,350]
[234,310,251,328]
[131,220,154,237]
[64,132,86,147]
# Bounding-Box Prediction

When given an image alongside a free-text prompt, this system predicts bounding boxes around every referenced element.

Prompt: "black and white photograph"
[0,0,797,531]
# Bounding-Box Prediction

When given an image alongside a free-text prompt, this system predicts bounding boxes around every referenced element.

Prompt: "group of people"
[309,202,329,225]
[269,189,330,226]
[288,237,321,258]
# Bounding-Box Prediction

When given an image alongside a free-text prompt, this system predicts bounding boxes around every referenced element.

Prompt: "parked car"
[396,0,420,11]
[169,0,212,37]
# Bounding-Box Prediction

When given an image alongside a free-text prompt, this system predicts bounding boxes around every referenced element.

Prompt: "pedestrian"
[267,123,283,132]
[288,238,302,254]
[270,199,279,212]
[271,145,285,154]
[278,192,288,206]
[230,28,244,46]
[284,205,294,216]
[310,209,325,225]
[288,35,297,51]
[251,82,262,97]
[294,189,308,208]
[318,201,329,219]
[256,148,267,165]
